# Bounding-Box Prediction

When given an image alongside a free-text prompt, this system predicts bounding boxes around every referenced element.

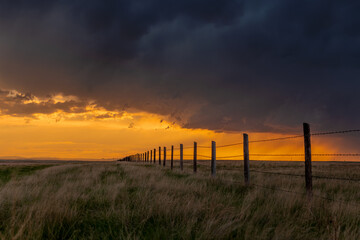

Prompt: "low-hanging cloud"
[0,0,360,133]
[0,90,89,116]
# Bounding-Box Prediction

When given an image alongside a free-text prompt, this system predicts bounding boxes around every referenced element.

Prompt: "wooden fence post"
[303,122,313,197]
[159,147,161,165]
[154,149,156,164]
[243,133,250,185]
[171,145,174,170]
[151,150,152,162]
[180,144,183,171]
[211,141,216,177]
[163,147,166,166]
[193,142,197,173]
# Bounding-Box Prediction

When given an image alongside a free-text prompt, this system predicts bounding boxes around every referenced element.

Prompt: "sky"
[0,1,359,160]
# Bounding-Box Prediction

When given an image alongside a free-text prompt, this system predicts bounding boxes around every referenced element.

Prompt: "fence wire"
[250,184,360,207]
[217,155,243,159]
[139,128,360,159]
[312,153,360,157]
[220,180,360,207]
[252,169,360,182]
[312,129,360,136]
[249,135,303,143]
[198,145,211,149]
[250,153,360,157]
[217,142,243,148]
[251,154,304,157]
[252,170,304,178]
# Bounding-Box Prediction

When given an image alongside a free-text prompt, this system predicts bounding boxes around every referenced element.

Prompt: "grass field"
[0,160,359,239]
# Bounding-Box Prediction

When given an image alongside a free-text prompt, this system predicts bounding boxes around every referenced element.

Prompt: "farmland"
[0,160,359,239]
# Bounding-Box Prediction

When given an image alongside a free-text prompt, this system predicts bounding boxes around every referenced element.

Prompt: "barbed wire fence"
[121,122,360,205]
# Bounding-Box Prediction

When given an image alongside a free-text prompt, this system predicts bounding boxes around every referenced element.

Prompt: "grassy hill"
[0,161,359,239]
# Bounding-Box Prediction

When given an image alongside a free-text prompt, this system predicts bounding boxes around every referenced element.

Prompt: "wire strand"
[217,142,243,148]
[221,180,360,206]
[217,155,244,159]
[312,129,360,136]
[249,135,303,143]
[252,170,304,177]
[252,170,360,182]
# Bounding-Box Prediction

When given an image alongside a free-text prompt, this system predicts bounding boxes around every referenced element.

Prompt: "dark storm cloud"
[0,0,360,133]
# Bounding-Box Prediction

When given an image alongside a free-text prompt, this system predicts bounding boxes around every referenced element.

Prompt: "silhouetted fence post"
[243,133,250,185]
[180,144,184,171]
[154,148,156,164]
[171,145,174,170]
[159,147,161,165]
[193,142,197,173]
[151,150,153,162]
[303,122,313,197]
[211,141,216,177]
[163,147,166,166]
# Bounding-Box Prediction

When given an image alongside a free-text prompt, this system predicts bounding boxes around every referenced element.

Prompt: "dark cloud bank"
[0,0,360,133]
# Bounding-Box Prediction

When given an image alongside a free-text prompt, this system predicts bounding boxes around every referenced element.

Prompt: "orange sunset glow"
[0,89,350,161]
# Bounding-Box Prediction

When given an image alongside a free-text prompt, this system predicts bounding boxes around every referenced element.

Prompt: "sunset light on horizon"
[0,89,354,161]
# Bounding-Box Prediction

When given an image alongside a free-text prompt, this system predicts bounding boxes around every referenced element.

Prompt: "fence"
[120,122,360,201]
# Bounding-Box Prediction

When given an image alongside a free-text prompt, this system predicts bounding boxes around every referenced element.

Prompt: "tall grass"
[0,161,359,239]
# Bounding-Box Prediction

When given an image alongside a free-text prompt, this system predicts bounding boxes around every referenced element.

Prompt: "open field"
[0,160,359,239]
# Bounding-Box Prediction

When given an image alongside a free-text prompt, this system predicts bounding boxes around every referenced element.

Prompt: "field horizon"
[0,160,359,239]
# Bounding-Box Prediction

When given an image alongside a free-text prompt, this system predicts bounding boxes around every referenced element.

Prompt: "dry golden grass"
[0,160,359,239]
